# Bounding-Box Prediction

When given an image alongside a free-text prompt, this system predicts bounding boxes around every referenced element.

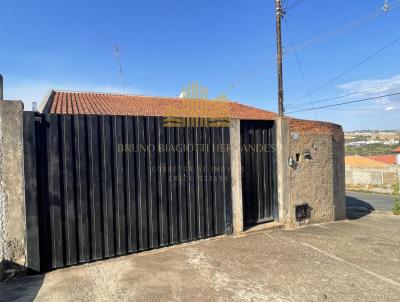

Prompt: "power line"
[292,36,400,104]
[294,108,400,111]
[221,0,400,94]
[287,92,400,113]
[286,0,306,12]
[283,17,317,118]
[285,0,400,52]
[226,55,276,91]
[287,86,388,108]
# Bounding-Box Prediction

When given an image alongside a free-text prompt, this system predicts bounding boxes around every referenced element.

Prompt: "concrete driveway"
[1,193,400,302]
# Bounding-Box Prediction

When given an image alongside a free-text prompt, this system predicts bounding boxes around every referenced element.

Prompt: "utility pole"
[276,0,284,116]
[0,74,3,100]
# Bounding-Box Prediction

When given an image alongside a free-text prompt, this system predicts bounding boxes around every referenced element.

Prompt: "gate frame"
[240,119,278,228]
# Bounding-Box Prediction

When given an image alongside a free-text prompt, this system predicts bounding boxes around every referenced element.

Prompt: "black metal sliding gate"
[241,120,277,226]
[23,112,232,272]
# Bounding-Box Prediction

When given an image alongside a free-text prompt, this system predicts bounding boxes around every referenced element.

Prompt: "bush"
[393,181,400,215]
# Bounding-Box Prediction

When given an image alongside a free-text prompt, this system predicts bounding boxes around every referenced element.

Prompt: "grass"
[393,181,400,215]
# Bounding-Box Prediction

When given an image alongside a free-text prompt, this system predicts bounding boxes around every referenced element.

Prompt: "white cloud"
[337,74,400,106]
[337,74,400,93]
[385,106,395,111]
[3,76,144,111]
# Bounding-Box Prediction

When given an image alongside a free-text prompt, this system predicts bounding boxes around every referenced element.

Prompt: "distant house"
[366,155,397,165]
[345,155,399,193]
[393,147,400,165]
[345,155,390,168]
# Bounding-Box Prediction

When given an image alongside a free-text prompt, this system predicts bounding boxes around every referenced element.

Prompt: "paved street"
[1,193,399,302]
[346,191,394,212]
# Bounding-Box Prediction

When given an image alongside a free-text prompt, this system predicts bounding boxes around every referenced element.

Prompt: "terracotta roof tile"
[345,155,390,168]
[366,155,397,165]
[393,146,400,153]
[42,91,343,136]
[45,91,277,120]
[289,118,343,139]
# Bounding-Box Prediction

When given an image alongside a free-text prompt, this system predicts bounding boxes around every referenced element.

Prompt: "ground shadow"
[346,195,375,220]
[0,261,44,302]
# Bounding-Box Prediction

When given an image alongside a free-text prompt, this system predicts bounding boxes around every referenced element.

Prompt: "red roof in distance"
[366,155,397,165]
[393,146,400,153]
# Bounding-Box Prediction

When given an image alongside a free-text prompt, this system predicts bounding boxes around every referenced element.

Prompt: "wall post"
[332,131,346,220]
[230,119,243,234]
[0,100,26,277]
[276,117,291,224]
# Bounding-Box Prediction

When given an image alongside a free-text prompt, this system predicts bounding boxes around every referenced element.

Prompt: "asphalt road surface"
[346,191,394,212]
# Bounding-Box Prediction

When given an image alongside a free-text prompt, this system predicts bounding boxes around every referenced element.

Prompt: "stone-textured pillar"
[229,119,243,234]
[284,119,346,225]
[0,100,25,269]
[276,117,291,224]
[333,132,346,220]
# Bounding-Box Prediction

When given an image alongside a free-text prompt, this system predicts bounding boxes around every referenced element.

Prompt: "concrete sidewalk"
[1,200,400,301]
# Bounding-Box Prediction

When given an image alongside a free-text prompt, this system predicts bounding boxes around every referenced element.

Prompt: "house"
[1,90,346,272]
[345,155,399,192]
[366,155,397,165]
[393,146,400,165]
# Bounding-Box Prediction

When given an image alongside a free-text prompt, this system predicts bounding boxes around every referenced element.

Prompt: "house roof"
[42,90,277,120]
[366,155,397,165]
[289,118,343,136]
[345,155,390,168]
[40,90,343,136]
[393,146,400,153]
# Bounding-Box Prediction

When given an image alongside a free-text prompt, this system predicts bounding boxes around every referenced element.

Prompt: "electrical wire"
[285,1,400,52]
[283,17,317,118]
[291,36,400,106]
[286,92,400,114]
[226,55,276,91]
[286,0,307,12]
[293,108,400,111]
[221,0,400,94]
[287,86,388,108]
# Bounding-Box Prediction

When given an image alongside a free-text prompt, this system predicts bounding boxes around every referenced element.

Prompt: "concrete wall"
[0,100,25,268]
[277,118,346,227]
[345,166,399,186]
[0,103,346,275]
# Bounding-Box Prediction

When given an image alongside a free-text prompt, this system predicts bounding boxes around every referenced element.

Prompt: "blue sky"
[1,0,399,130]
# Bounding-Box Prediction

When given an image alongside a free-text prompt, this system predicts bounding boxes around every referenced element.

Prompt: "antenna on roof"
[113,44,126,92]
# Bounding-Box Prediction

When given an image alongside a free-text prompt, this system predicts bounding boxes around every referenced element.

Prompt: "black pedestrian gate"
[23,112,232,272]
[241,120,277,226]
